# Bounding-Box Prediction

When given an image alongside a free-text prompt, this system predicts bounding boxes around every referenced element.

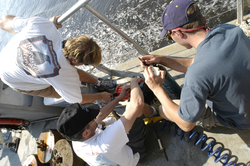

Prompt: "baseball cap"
[160,0,200,38]
[57,103,99,136]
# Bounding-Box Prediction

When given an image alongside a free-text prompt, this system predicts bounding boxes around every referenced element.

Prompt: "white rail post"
[57,0,91,24]
[237,0,244,25]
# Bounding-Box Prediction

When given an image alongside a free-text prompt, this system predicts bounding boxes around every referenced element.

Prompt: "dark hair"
[60,124,90,141]
[181,3,206,30]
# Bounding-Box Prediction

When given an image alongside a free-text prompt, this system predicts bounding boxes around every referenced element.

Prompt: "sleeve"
[178,84,208,123]
[100,119,129,153]
[12,17,53,33]
[12,17,29,32]
[54,88,82,104]
[45,64,83,104]
[53,88,82,104]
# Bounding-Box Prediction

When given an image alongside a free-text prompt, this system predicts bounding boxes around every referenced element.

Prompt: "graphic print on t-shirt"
[17,35,61,78]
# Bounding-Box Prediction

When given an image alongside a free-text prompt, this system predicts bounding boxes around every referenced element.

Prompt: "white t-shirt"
[72,119,140,166]
[0,17,82,103]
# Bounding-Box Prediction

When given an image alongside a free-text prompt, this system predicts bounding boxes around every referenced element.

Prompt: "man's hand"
[100,92,113,102]
[120,77,145,134]
[95,86,130,124]
[116,85,130,101]
[49,16,62,29]
[143,66,165,92]
[140,55,159,67]
[130,77,144,85]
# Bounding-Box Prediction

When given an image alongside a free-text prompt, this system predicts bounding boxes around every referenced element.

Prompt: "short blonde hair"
[62,35,102,66]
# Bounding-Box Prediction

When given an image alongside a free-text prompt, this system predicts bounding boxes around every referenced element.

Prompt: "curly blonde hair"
[62,35,102,66]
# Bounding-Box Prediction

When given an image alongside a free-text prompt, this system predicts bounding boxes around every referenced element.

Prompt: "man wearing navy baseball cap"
[141,0,250,131]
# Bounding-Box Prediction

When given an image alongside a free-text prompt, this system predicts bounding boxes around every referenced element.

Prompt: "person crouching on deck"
[0,15,115,105]
[141,0,250,131]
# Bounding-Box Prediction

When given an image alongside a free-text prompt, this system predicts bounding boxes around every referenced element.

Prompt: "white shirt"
[72,119,140,166]
[0,17,82,103]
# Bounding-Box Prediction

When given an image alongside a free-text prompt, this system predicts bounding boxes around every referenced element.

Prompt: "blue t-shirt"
[178,24,250,129]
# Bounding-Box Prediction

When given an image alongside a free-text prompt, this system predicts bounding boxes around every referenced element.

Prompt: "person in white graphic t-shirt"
[0,15,116,104]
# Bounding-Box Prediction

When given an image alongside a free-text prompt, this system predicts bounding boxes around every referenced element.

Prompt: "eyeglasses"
[166,30,173,40]
[165,24,207,41]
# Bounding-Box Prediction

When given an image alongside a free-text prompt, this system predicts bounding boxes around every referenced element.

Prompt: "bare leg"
[137,103,154,118]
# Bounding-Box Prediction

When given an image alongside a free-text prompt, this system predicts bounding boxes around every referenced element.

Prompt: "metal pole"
[30,116,59,124]
[96,64,126,78]
[84,4,149,55]
[56,0,149,55]
[57,0,91,24]
[56,0,180,91]
[237,0,244,25]
[96,64,112,75]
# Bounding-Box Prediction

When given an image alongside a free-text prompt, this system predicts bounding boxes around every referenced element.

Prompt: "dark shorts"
[12,86,61,98]
[126,116,147,160]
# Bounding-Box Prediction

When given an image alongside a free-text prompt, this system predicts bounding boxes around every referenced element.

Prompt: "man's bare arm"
[143,66,195,132]
[0,15,17,34]
[95,85,130,124]
[158,56,194,73]
[141,55,194,73]
[49,16,62,29]
[120,78,145,133]
[154,86,196,132]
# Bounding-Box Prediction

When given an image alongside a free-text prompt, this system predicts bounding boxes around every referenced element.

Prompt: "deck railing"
[57,0,246,77]
[237,0,244,25]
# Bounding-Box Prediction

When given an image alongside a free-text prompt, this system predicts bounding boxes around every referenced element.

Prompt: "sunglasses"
[166,30,173,40]
[165,23,207,41]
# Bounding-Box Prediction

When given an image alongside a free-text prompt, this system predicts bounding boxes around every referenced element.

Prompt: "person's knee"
[159,105,164,116]
[172,99,180,105]
[159,105,172,121]
[159,105,167,119]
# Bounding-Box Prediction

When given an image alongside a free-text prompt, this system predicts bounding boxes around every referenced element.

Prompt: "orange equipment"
[115,84,130,101]
[0,118,30,128]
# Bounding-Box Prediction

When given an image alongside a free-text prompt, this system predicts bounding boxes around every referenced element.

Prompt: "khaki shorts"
[12,86,61,98]
[196,106,223,130]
